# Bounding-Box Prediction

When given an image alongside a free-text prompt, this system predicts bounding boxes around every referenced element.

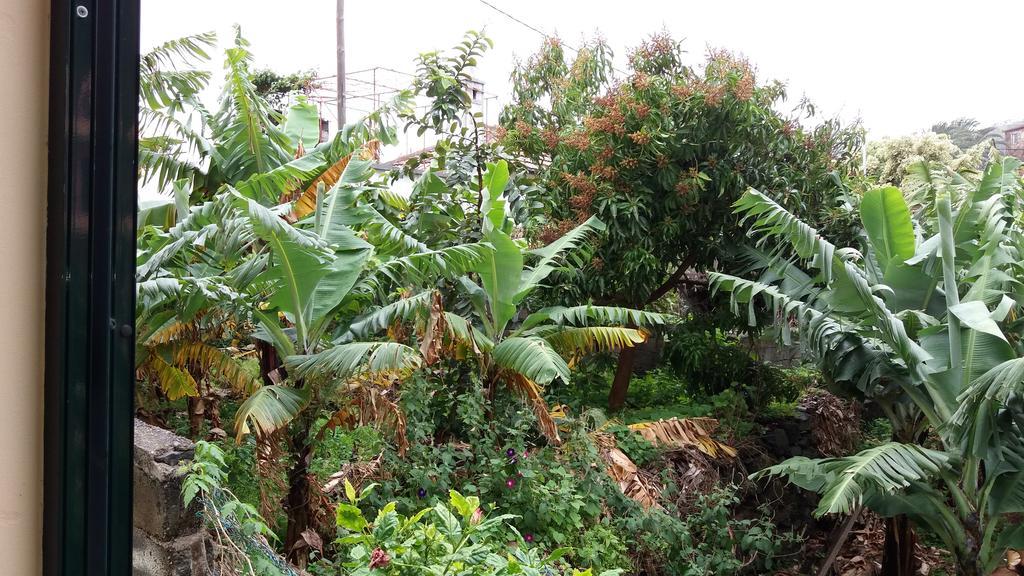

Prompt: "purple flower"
[505,477,516,489]
[524,533,534,543]
[506,447,516,458]
[417,488,427,499]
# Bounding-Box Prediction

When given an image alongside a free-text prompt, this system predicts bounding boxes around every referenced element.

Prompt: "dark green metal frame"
[45,0,139,574]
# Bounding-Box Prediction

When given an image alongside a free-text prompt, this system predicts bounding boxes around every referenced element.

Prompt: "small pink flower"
[505,478,516,489]
[524,533,534,543]
[471,507,484,525]
[369,547,390,569]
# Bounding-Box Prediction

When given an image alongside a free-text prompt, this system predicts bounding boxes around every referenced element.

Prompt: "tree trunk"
[608,346,637,412]
[258,339,316,565]
[257,339,280,386]
[283,433,313,568]
[881,515,916,576]
[187,395,205,438]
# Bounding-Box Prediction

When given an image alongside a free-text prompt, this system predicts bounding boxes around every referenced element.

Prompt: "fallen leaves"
[628,417,738,458]
[594,417,738,510]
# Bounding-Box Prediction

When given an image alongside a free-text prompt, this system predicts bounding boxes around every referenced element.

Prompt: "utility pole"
[336,0,346,129]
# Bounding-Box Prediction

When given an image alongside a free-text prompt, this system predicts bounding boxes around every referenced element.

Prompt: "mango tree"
[499,33,863,410]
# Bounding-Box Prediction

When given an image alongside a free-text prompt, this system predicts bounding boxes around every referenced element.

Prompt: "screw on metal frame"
[76,5,89,17]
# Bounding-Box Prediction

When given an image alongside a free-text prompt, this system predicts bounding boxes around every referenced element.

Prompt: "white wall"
[0,0,48,572]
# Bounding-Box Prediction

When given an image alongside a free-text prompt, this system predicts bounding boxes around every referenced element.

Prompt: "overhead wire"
[475,0,628,76]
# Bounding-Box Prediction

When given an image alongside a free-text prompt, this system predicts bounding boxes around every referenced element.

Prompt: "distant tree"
[251,68,320,110]
[930,116,990,150]
[866,132,986,187]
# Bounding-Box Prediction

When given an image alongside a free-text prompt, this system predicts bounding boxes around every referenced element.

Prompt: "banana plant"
[343,161,674,442]
[215,152,497,563]
[138,27,407,211]
[709,158,1024,575]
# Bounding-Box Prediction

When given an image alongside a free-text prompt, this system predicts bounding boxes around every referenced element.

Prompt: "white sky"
[142,0,1024,141]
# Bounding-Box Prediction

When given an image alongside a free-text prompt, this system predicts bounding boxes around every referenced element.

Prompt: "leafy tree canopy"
[499,34,863,309]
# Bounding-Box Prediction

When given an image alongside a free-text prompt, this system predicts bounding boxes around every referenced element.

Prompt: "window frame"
[44,0,140,574]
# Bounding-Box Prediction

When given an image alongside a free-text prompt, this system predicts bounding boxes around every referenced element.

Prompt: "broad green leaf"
[950,301,1006,342]
[309,240,373,331]
[754,443,952,516]
[517,215,604,302]
[335,503,367,532]
[233,385,309,441]
[262,238,328,349]
[491,337,569,386]
[283,96,320,151]
[481,160,510,233]
[517,305,672,335]
[539,326,646,356]
[861,186,916,269]
[318,157,375,245]
[474,229,522,336]
[449,490,474,517]
[286,342,421,380]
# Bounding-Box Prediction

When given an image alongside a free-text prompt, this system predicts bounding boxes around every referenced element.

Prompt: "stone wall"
[133,419,210,576]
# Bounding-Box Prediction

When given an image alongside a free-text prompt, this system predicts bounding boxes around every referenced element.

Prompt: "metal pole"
[336,0,346,129]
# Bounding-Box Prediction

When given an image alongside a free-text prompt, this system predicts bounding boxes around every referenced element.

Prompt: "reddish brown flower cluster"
[569,191,595,212]
[538,219,580,244]
[781,121,796,137]
[561,130,590,151]
[514,119,533,137]
[671,83,694,100]
[621,157,639,170]
[627,33,678,69]
[542,127,560,149]
[631,72,652,91]
[703,84,726,107]
[656,154,670,168]
[591,257,605,271]
[590,163,616,179]
[495,125,508,141]
[733,69,755,102]
[582,107,626,137]
[562,171,596,194]
[629,131,651,146]
[705,48,756,102]
[594,92,617,109]
[674,180,691,197]
[596,146,614,162]
[635,102,651,120]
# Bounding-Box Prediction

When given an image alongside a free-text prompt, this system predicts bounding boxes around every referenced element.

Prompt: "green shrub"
[661,326,806,408]
[570,522,633,573]
[620,486,800,576]
[309,425,385,485]
[181,441,293,575]
[321,483,622,576]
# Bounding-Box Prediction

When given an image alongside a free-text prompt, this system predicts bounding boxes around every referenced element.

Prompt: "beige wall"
[0,0,48,573]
